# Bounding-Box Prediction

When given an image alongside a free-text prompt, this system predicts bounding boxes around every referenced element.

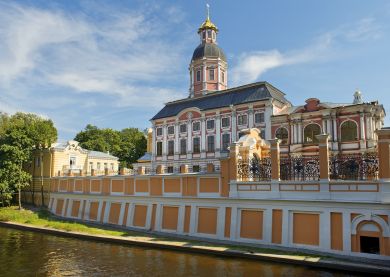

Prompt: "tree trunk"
[18,188,22,210]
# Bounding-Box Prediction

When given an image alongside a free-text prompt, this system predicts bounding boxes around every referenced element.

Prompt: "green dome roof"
[192,43,226,62]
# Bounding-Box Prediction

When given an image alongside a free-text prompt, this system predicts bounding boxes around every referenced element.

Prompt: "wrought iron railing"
[329,153,378,180]
[237,156,271,181]
[280,156,320,181]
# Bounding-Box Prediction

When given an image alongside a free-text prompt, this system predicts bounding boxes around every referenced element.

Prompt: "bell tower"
[189,5,228,98]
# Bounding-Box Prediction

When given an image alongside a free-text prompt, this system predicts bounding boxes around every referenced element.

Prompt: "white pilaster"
[215,114,221,153]
[162,124,167,157]
[342,211,351,253]
[248,107,254,128]
[231,109,237,142]
[216,207,225,239]
[360,113,366,140]
[202,63,207,92]
[174,122,179,155]
[118,202,126,226]
[189,204,197,235]
[263,209,272,244]
[201,116,206,152]
[230,206,238,240]
[297,122,302,143]
[320,210,331,250]
[326,119,332,139]
[333,118,338,141]
[177,205,185,234]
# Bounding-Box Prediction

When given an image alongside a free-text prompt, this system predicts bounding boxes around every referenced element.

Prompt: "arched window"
[340,120,358,142]
[275,127,288,144]
[304,124,321,144]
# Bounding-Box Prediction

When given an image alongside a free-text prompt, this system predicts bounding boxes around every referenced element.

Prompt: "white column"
[162,124,167,156]
[216,207,225,239]
[155,204,162,231]
[217,63,221,91]
[320,211,331,250]
[333,118,338,141]
[264,105,272,140]
[326,119,332,139]
[103,201,110,223]
[215,115,221,153]
[174,122,179,155]
[248,107,254,128]
[293,123,298,144]
[281,208,289,245]
[231,110,237,142]
[187,120,192,153]
[152,123,156,157]
[322,119,326,134]
[342,211,351,253]
[366,115,372,140]
[263,209,272,244]
[201,117,206,153]
[189,68,193,95]
[177,205,185,234]
[118,202,126,226]
[290,123,294,144]
[202,63,207,92]
[78,199,85,219]
[189,204,197,235]
[297,122,302,143]
[230,206,238,240]
[360,113,366,140]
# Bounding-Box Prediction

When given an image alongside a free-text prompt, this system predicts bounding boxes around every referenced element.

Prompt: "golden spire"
[198,3,218,33]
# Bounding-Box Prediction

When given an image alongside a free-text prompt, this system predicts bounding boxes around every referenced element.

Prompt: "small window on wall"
[193,137,200,153]
[193,165,200,172]
[340,120,358,142]
[207,119,214,130]
[255,113,265,124]
[196,70,201,82]
[221,71,225,83]
[168,141,174,155]
[221,117,230,128]
[237,114,248,126]
[202,32,206,39]
[97,162,101,170]
[156,127,162,136]
[304,124,321,144]
[70,156,76,167]
[222,133,230,151]
[104,163,108,169]
[192,121,200,132]
[275,127,288,144]
[89,162,93,170]
[207,30,212,38]
[180,139,186,155]
[156,141,162,156]
[180,124,187,133]
[209,68,214,80]
[167,166,174,173]
[167,126,174,135]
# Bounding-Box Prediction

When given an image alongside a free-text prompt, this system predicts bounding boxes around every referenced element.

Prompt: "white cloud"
[0,2,187,107]
[230,17,382,86]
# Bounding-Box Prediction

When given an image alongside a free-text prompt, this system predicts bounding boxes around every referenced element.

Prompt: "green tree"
[0,113,57,208]
[74,125,147,168]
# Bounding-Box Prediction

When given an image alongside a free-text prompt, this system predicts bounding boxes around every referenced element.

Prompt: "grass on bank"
[0,206,325,259]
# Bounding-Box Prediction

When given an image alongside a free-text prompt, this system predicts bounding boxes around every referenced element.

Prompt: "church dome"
[191,43,226,62]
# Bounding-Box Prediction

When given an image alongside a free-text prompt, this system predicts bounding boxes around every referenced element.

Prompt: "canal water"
[0,227,359,277]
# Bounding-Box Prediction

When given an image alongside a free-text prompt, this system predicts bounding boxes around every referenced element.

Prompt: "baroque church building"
[135,13,385,174]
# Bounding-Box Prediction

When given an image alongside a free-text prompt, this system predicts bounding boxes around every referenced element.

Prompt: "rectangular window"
[89,162,93,171]
[221,117,230,128]
[207,135,215,152]
[192,121,200,132]
[255,113,265,124]
[36,157,41,167]
[193,165,200,173]
[222,133,230,151]
[97,162,101,170]
[180,139,187,155]
[180,124,187,133]
[196,70,201,82]
[156,141,162,156]
[237,114,248,126]
[209,68,214,80]
[193,137,200,153]
[167,126,174,135]
[206,119,214,130]
[222,71,225,83]
[156,127,162,136]
[167,166,174,173]
[168,141,174,155]
[207,30,212,38]
[104,163,108,169]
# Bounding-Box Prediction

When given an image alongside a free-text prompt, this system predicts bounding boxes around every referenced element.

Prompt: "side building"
[24,140,119,206]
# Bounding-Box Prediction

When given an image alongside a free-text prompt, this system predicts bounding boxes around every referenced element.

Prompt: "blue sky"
[0,0,389,141]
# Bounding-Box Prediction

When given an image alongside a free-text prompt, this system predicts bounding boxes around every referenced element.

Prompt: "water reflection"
[0,227,358,277]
